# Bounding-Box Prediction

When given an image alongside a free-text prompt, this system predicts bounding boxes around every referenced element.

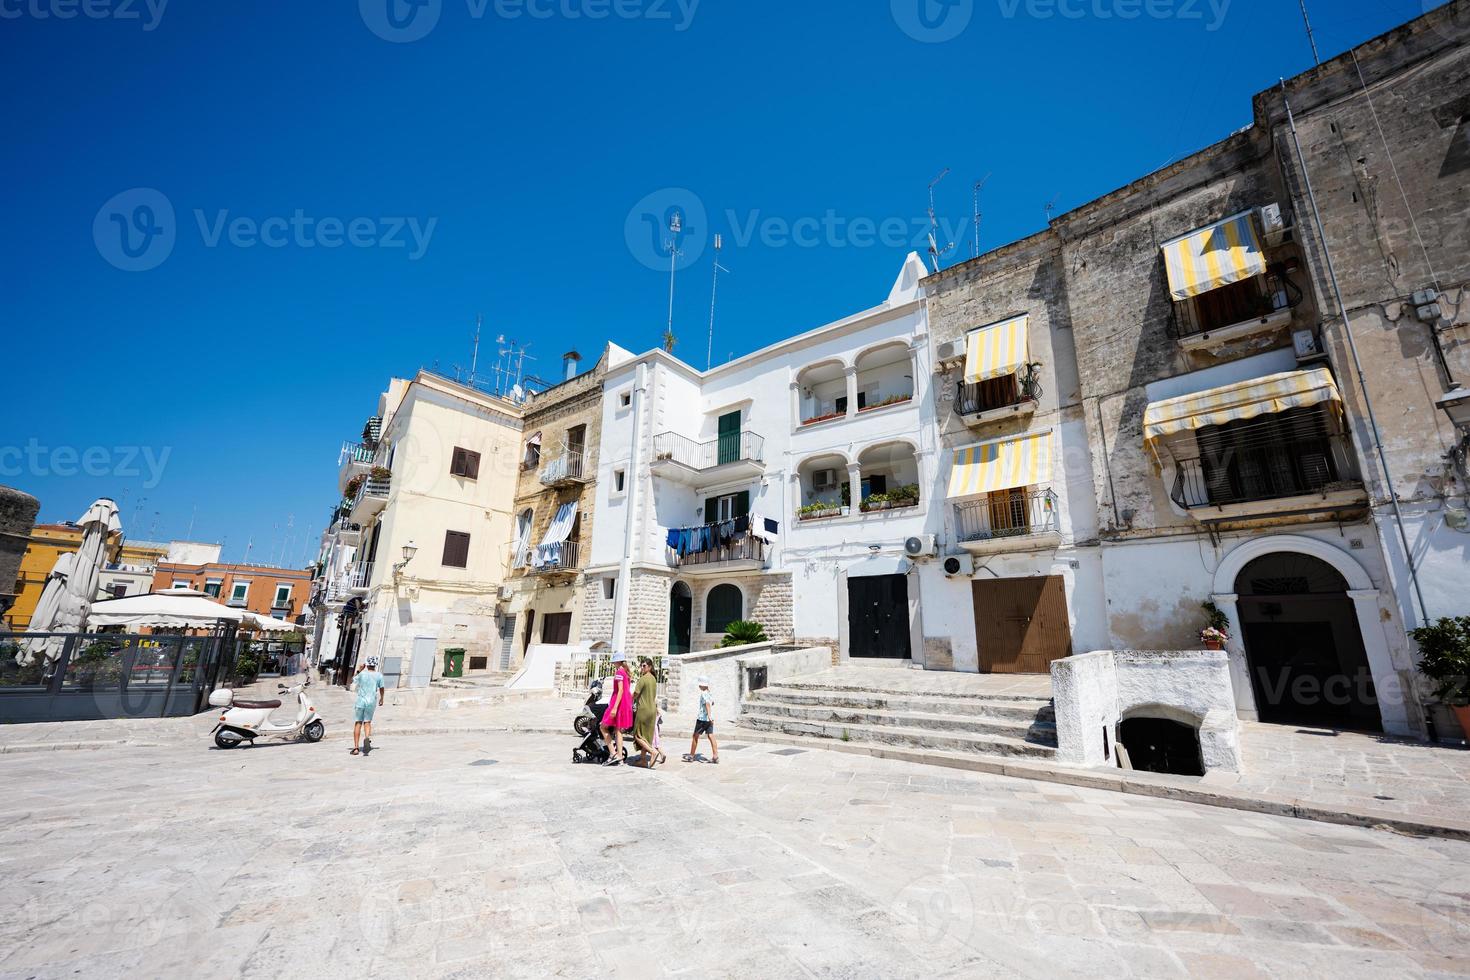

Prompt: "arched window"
[705,584,743,634]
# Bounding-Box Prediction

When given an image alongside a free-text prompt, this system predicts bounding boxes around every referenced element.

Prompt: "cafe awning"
[1142,367,1343,455]
[963,315,1029,385]
[947,431,1053,498]
[1161,211,1266,301]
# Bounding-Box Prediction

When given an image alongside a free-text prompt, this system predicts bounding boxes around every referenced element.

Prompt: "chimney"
[562,350,581,381]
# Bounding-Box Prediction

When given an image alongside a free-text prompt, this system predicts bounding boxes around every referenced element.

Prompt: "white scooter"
[209,677,324,749]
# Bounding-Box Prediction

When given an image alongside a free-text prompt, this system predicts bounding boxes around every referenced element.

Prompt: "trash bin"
[443,648,466,678]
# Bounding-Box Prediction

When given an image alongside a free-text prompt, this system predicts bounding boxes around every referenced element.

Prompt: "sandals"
[350,748,360,755]
[656,751,667,766]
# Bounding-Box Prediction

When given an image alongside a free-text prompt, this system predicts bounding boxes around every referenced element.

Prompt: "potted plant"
[369,465,392,482]
[720,620,769,648]
[798,501,842,521]
[344,475,365,500]
[1409,616,1470,737]
[1199,627,1228,651]
[1199,600,1230,650]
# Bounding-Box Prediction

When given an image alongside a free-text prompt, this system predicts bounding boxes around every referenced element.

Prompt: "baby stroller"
[572,679,627,764]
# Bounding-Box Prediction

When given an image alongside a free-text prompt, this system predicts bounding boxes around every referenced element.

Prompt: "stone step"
[743,698,1056,744]
[748,686,1054,723]
[737,712,1057,760]
[776,678,1051,704]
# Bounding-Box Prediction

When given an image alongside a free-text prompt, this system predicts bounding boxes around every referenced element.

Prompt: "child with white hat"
[683,675,720,764]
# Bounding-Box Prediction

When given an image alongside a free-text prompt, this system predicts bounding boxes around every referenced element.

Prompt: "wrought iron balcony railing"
[539,452,587,485]
[666,526,767,568]
[1170,431,1358,509]
[652,430,764,470]
[953,489,1059,543]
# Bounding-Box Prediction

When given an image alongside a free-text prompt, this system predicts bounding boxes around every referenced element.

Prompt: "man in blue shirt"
[351,657,386,756]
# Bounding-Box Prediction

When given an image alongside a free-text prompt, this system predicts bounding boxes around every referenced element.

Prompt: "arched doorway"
[668,582,692,656]
[1236,552,1382,731]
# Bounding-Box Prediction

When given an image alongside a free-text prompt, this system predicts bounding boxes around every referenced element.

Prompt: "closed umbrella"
[17,553,74,667]
[20,498,120,667]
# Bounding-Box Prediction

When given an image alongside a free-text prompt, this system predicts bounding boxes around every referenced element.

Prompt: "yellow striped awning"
[1142,367,1343,454]
[947,432,1053,498]
[1161,211,1266,301]
[963,316,1029,384]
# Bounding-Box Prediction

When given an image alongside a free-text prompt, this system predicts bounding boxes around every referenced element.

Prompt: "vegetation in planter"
[344,476,365,500]
[801,410,844,425]
[859,393,912,411]
[1197,600,1231,646]
[1409,616,1470,706]
[797,501,842,519]
[861,484,920,511]
[720,620,769,648]
[369,466,392,482]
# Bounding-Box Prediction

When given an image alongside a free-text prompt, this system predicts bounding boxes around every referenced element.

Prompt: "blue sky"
[1,0,1441,565]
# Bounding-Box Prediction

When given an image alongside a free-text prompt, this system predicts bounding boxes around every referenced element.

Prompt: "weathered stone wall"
[0,486,39,617]
[622,568,673,657]
[684,573,792,652]
[580,572,615,644]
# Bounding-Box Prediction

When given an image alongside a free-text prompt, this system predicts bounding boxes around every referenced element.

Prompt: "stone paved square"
[2,729,1469,978]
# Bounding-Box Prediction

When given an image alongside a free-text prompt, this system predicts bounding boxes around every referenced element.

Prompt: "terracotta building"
[152,561,312,623]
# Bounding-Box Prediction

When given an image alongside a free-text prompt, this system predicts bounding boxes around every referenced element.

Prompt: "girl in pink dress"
[600,652,634,766]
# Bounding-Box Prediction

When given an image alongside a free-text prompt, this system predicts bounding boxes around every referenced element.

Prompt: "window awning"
[947,431,1053,498]
[1142,367,1343,455]
[963,315,1029,384]
[526,431,542,447]
[1161,211,1266,301]
[537,502,578,547]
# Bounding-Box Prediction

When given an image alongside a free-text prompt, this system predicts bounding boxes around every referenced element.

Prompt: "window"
[442,530,471,568]
[273,584,293,608]
[229,582,250,606]
[523,441,541,470]
[619,391,632,408]
[171,581,189,590]
[704,490,750,524]
[705,584,743,634]
[110,584,128,598]
[603,576,617,600]
[450,446,481,480]
[567,424,587,455]
[204,580,222,598]
[613,469,626,493]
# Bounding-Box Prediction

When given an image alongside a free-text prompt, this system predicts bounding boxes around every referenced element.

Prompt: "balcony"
[1176,272,1297,352]
[338,441,377,494]
[539,452,588,488]
[344,562,375,595]
[956,373,1039,428]
[650,431,765,487]
[347,475,391,524]
[667,526,768,575]
[1170,428,1366,521]
[954,489,1062,554]
[524,540,581,575]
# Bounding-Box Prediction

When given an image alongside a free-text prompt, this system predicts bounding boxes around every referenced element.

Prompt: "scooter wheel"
[304,720,325,743]
[214,730,244,750]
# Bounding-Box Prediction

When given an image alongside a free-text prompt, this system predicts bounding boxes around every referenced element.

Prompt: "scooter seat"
[232,698,282,709]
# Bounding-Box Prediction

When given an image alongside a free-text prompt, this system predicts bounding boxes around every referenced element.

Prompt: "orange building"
[151,561,313,624]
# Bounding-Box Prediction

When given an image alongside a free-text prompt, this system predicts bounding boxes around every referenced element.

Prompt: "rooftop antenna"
[1044,193,1060,223]
[926,168,955,273]
[971,173,991,259]
[706,233,728,371]
[665,210,683,352]
[469,313,482,386]
[185,505,196,540]
[1298,0,1320,66]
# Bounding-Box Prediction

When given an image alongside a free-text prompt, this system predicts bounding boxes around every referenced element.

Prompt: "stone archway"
[1209,534,1406,734]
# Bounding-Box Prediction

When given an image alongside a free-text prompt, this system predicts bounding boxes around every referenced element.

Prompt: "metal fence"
[1170,426,1356,509]
[653,430,764,470]
[0,631,234,723]
[570,653,669,689]
[953,489,1060,542]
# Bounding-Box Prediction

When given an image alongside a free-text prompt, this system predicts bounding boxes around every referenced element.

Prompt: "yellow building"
[6,523,124,630]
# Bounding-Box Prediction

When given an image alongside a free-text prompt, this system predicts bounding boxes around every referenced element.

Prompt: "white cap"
[697,676,710,687]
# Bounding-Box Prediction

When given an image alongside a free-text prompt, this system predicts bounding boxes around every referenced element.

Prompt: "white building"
[587,254,944,662]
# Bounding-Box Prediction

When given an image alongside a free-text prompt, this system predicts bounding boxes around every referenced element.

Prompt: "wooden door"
[717,411,742,465]
[848,574,911,659]
[971,575,1071,674]
[541,612,572,645]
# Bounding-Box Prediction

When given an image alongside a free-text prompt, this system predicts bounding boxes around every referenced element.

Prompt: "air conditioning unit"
[813,468,839,491]
[1292,329,1323,361]
[942,554,973,577]
[936,339,966,364]
[904,534,938,558]
[1259,203,1291,247]
[497,584,515,601]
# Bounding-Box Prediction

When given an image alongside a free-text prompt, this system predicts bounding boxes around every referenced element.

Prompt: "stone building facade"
[918,1,1470,738]
[499,352,606,665]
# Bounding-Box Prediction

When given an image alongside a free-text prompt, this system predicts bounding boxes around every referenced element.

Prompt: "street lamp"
[394,540,417,578]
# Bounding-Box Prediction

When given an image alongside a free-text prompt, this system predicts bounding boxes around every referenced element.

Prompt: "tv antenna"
[972,173,991,259]
[665,210,683,351]
[706,233,729,371]
[469,313,482,386]
[1044,193,1060,223]
[926,168,956,273]
[1298,0,1320,65]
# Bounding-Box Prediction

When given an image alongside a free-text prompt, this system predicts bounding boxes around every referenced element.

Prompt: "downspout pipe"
[611,361,649,652]
[1279,78,1429,625]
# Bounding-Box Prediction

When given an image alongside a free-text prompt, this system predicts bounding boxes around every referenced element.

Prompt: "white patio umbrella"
[246,613,301,633]
[16,552,74,667]
[86,590,249,630]
[19,498,120,667]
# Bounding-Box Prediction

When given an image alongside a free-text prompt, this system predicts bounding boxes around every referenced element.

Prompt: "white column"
[1210,592,1258,721]
[789,471,804,520]
[844,366,859,417]
[1348,588,1415,737]
[846,463,863,514]
[789,381,802,427]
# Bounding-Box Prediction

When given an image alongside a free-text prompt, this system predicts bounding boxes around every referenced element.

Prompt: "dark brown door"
[971,575,1072,674]
[522,610,536,653]
[848,574,911,660]
[541,612,572,645]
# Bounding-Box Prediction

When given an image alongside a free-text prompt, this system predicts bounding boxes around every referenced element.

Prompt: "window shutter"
[450,448,464,476]
[442,531,471,568]
[704,496,719,525]
[464,449,480,479]
[734,491,750,520]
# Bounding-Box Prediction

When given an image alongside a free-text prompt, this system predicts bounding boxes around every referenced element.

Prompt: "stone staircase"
[738,676,1057,760]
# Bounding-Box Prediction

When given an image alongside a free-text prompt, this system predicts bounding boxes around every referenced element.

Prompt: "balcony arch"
[852,341,916,414]
[795,451,852,522]
[794,359,851,426]
[855,441,922,515]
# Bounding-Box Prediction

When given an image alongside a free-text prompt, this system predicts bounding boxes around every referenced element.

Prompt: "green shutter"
[734,490,750,520]
[717,411,741,465]
[704,496,719,525]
